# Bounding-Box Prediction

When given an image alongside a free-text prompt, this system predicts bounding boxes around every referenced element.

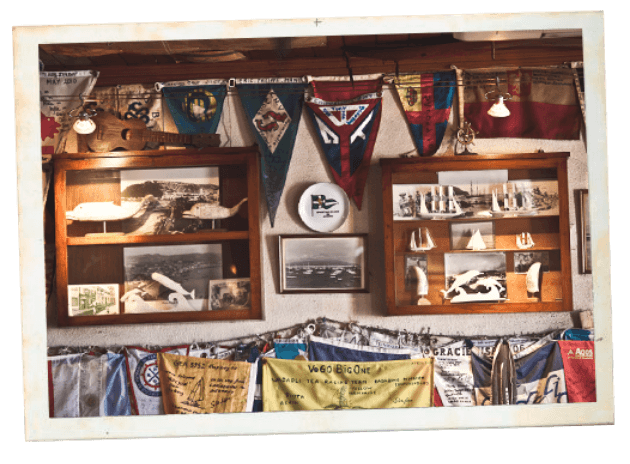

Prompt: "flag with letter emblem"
[161,80,227,135]
[393,72,456,156]
[464,69,581,139]
[305,78,383,209]
[238,78,306,227]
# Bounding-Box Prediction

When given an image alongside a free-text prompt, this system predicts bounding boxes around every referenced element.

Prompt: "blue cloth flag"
[105,353,132,416]
[162,83,227,134]
[238,79,305,227]
[308,335,411,362]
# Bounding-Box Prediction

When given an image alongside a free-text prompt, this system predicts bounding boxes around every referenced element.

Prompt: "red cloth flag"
[558,340,596,403]
[464,69,581,140]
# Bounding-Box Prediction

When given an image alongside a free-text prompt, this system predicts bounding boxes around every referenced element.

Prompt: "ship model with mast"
[415,185,465,219]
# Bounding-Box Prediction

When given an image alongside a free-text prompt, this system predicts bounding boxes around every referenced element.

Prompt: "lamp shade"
[487,96,510,118]
[73,116,97,134]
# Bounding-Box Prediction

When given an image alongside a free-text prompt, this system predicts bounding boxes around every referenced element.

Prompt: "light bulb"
[73,115,96,134]
[487,95,510,118]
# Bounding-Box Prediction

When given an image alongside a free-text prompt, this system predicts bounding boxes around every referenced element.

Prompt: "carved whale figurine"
[151,272,195,299]
[182,198,248,221]
[440,270,482,297]
[66,195,155,222]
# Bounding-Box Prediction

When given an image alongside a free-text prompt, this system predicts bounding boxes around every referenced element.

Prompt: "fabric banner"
[514,341,568,404]
[161,80,227,135]
[262,358,433,411]
[434,338,499,407]
[105,353,132,416]
[305,79,383,209]
[274,338,308,360]
[393,72,456,156]
[124,346,188,415]
[158,353,254,414]
[48,352,108,417]
[470,339,501,406]
[561,328,594,341]
[309,335,412,362]
[558,341,596,403]
[40,70,99,155]
[238,79,305,227]
[463,69,581,140]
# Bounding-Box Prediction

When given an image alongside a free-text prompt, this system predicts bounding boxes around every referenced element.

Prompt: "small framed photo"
[68,284,119,317]
[209,278,251,310]
[404,254,428,291]
[449,221,495,250]
[279,234,368,293]
[578,189,592,274]
[514,251,550,274]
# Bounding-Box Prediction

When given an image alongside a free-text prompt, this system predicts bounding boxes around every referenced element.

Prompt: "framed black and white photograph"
[514,251,550,274]
[449,221,495,250]
[120,166,220,235]
[67,284,119,317]
[578,189,592,274]
[279,234,368,293]
[404,254,428,291]
[443,252,508,301]
[209,278,251,310]
[123,244,222,312]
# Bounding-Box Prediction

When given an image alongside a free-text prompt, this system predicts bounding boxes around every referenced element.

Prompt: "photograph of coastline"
[120,167,220,235]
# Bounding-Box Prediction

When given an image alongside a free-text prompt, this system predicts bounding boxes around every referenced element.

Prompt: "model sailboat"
[516,232,535,249]
[490,183,538,217]
[466,230,487,251]
[416,186,464,219]
[409,227,436,251]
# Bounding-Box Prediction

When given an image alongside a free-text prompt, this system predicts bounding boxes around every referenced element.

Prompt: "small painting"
[514,251,550,274]
[68,284,119,317]
[209,278,251,310]
[449,221,495,250]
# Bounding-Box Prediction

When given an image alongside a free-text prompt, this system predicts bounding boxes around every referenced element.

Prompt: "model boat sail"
[416,186,464,219]
[409,227,436,251]
[466,229,487,251]
[516,232,535,249]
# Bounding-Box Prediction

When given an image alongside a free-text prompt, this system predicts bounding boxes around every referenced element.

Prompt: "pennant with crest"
[237,78,306,227]
[160,79,228,135]
[393,71,456,156]
[305,78,383,209]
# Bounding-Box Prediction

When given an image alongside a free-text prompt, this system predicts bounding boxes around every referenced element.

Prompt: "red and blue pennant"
[305,79,383,209]
[237,78,306,227]
[393,72,456,156]
[160,80,228,135]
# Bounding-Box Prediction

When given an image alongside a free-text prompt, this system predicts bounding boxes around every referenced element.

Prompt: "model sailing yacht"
[491,183,537,217]
[409,227,436,251]
[466,230,487,251]
[516,232,535,249]
[416,186,464,219]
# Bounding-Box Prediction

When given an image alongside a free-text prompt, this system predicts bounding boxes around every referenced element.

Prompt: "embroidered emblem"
[134,353,162,397]
[252,89,291,153]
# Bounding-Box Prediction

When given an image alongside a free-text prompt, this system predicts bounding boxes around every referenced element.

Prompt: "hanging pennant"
[464,69,581,140]
[393,72,456,156]
[158,353,255,414]
[262,358,433,411]
[513,340,568,404]
[558,340,596,403]
[470,339,501,406]
[40,70,99,155]
[160,79,228,135]
[237,78,306,227]
[305,78,383,209]
[124,345,188,415]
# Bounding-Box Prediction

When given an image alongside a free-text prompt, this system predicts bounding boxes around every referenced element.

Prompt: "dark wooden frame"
[53,146,262,326]
[380,152,573,315]
[577,189,592,274]
[278,234,369,294]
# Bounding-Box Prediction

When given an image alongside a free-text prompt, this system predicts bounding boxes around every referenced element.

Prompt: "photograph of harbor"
[123,244,223,312]
[392,170,559,221]
[443,252,508,301]
[279,235,367,293]
[120,167,220,235]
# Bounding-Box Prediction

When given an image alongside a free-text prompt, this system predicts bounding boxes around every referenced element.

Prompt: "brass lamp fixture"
[69,97,98,134]
[485,76,512,118]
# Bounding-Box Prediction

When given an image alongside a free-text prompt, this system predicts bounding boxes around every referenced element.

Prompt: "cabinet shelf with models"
[53,146,262,326]
[380,153,572,315]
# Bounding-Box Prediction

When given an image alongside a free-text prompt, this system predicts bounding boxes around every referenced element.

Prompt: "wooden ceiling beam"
[42,38,583,87]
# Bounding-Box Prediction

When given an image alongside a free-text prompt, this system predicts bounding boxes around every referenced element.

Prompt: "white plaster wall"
[47,84,592,347]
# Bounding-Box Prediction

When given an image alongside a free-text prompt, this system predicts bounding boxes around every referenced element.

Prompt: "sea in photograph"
[285,264,362,290]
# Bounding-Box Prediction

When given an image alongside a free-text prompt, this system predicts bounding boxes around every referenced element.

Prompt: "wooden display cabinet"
[380,153,572,315]
[53,146,262,326]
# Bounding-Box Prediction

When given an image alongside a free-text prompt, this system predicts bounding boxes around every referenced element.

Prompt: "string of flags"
[47,318,596,417]
[42,68,584,227]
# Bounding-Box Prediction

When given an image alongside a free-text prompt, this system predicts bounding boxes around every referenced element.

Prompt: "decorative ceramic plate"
[298,183,349,232]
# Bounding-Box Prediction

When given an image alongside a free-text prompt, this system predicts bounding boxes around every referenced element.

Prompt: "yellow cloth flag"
[262,358,433,412]
[158,353,253,414]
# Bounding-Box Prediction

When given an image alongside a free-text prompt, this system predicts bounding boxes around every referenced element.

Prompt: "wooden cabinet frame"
[380,153,573,315]
[53,146,262,326]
